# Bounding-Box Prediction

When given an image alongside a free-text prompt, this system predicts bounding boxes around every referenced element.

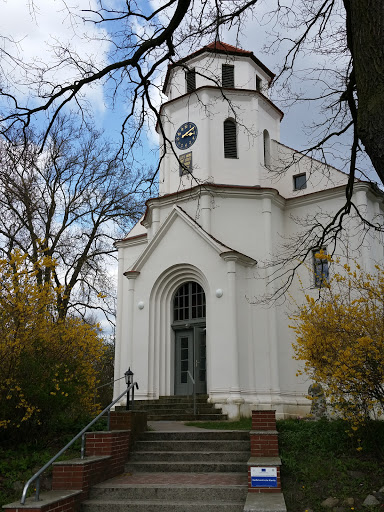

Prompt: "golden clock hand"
[182,127,195,138]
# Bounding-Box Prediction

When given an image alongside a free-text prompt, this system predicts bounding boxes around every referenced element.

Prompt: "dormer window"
[222,64,234,88]
[293,173,307,190]
[186,69,196,93]
[256,75,262,91]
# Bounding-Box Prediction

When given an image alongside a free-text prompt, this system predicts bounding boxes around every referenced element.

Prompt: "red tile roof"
[204,41,252,54]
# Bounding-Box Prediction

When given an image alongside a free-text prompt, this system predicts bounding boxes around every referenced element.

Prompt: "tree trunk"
[343,0,384,185]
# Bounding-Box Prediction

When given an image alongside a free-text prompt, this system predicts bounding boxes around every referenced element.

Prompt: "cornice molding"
[157,86,284,128]
[142,184,286,227]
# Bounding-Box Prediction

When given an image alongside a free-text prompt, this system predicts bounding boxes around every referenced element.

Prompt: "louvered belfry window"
[186,69,196,93]
[222,64,234,88]
[224,119,237,158]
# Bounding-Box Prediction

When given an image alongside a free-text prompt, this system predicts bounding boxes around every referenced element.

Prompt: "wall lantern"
[215,289,223,298]
[138,301,145,310]
[124,367,134,411]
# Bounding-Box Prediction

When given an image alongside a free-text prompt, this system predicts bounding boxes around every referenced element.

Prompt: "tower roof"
[162,40,275,94]
[204,41,253,54]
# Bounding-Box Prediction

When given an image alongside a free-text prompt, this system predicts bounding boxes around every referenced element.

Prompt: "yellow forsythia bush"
[291,255,384,426]
[0,250,106,438]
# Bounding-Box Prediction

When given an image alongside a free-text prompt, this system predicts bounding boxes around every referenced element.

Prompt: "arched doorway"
[172,281,206,395]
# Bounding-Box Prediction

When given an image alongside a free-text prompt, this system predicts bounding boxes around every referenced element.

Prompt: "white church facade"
[113,42,384,419]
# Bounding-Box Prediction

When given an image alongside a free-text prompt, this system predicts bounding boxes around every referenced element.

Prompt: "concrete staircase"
[130,395,228,421]
[81,429,250,511]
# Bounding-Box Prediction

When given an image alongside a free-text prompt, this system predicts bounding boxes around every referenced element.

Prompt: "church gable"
[127,205,256,274]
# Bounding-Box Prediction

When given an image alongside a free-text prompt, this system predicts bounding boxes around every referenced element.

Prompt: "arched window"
[224,119,237,158]
[263,129,271,167]
[173,281,206,322]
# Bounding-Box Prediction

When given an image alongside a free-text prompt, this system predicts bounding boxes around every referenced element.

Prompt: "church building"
[113,42,383,418]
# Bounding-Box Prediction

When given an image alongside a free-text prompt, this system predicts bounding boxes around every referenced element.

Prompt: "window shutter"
[222,64,234,88]
[186,69,196,93]
[224,120,237,158]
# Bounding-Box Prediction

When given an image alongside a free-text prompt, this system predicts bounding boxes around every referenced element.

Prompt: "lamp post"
[125,367,133,410]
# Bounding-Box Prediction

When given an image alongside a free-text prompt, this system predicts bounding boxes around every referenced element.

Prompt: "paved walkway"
[100,472,248,486]
[147,420,219,432]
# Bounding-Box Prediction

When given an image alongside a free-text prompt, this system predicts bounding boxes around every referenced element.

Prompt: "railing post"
[35,477,40,501]
[187,371,196,416]
[81,434,86,460]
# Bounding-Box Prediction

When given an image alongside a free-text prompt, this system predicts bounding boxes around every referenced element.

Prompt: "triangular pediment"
[126,205,256,273]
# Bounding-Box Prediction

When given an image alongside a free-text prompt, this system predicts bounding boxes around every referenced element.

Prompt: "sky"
[0,0,355,173]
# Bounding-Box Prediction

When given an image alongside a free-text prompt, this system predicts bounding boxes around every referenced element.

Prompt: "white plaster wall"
[165,52,272,99]
[260,141,348,198]
[114,182,384,417]
[158,88,281,196]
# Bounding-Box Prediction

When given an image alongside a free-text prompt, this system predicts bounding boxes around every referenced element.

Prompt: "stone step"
[140,431,249,441]
[135,440,250,452]
[82,499,245,512]
[128,450,250,462]
[133,400,212,409]
[88,483,248,502]
[134,403,222,412]
[121,395,210,407]
[147,413,227,421]
[124,461,248,473]
[244,493,287,512]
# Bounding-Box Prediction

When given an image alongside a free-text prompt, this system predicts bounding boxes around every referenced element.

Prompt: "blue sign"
[250,467,277,488]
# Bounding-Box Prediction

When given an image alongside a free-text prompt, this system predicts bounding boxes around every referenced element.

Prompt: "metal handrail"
[20,381,138,505]
[93,375,125,405]
[187,371,196,416]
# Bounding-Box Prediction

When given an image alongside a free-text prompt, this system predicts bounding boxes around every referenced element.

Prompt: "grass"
[278,419,384,512]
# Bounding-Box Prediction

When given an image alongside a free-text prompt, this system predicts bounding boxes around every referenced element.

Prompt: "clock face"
[175,122,198,150]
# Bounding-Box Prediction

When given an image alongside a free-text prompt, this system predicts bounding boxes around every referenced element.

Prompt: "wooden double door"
[174,325,206,395]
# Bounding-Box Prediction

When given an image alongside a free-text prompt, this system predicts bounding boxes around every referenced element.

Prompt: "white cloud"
[0,0,111,113]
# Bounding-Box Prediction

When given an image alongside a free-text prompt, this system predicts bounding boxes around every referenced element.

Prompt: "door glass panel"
[180,336,189,385]
[199,335,206,383]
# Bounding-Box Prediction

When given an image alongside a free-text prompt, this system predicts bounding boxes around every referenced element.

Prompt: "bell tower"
[157,42,283,196]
